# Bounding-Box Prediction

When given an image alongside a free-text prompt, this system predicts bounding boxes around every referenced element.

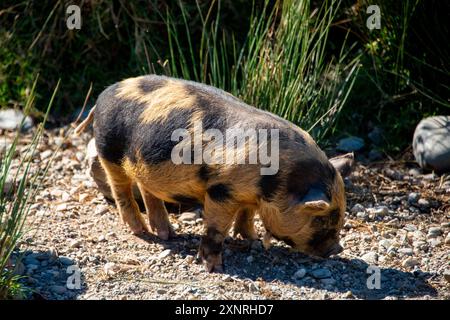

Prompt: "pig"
[74,75,354,272]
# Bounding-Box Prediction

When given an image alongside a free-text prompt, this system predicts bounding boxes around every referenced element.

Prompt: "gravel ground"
[4,127,450,300]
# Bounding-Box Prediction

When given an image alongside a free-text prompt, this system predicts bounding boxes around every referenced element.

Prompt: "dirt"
[4,126,450,300]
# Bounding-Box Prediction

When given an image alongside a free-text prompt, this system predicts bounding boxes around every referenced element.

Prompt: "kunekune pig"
[75,75,354,272]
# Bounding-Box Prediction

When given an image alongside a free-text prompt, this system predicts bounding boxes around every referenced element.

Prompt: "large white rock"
[413,116,450,173]
[0,109,33,131]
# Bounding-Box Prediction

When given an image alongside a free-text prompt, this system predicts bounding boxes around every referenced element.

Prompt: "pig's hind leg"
[99,157,148,235]
[233,208,258,241]
[137,183,174,241]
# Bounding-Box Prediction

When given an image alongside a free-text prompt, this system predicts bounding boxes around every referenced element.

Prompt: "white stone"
[158,249,172,260]
[402,257,420,268]
[361,251,378,264]
[178,212,199,222]
[293,268,307,279]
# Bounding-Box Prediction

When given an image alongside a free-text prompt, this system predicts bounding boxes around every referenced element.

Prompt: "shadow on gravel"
[139,232,437,300]
[13,249,87,300]
[223,243,438,300]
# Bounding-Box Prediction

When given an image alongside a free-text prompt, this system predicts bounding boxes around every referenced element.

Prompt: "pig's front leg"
[199,228,226,272]
[199,193,237,272]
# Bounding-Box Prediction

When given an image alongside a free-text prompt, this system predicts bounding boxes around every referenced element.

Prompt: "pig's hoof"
[197,249,223,272]
[156,229,170,240]
[205,260,224,273]
[233,229,258,241]
[262,231,272,250]
[126,215,148,235]
[154,224,175,240]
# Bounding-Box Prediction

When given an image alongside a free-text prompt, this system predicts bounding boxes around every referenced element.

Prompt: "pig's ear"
[302,199,330,212]
[329,152,354,178]
[290,187,330,213]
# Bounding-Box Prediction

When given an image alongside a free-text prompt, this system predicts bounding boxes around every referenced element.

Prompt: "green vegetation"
[0,79,58,299]
[165,0,360,141]
[0,0,448,148]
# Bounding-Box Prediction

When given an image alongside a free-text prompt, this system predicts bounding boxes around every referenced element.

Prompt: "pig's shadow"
[13,249,87,300]
[224,244,438,300]
[137,233,438,300]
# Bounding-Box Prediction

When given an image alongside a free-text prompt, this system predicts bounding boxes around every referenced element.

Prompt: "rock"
[95,205,109,215]
[370,206,389,217]
[423,173,437,181]
[412,230,426,240]
[368,149,383,161]
[103,262,119,275]
[408,192,420,204]
[178,212,199,222]
[428,238,441,247]
[413,116,450,173]
[413,240,428,250]
[310,268,332,279]
[361,251,378,264]
[379,239,393,250]
[356,212,367,219]
[251,240,262,251]
[368,127,384,146]
[444,270,450,283]
[343,291,354,299]
[386,218,399,227]
[40,150,53,160]
[69,239,82,248]
[402,257,420,268]
[2,177,15,196]
[417,198,430,209]
[398,248,414,256]
[384,168,403,180]
[404,224,417,232]
[59,256,75,266]
[408,168,421,176]
[343,221,354,229]
[13,261,25,276]
[24,256,40,266]
[445,233,450,245]
[337,136,365,152]
[26,264,39,273]
[0,140,11,154]
[246,256,254,263]
[441,222,450,228]
[56,203,68,211]
[292,268,307,280]
[158,249,172,260]
[47,249,58,262]
[0,109,33,131]
[427,227,442,237]
[248,282,259,293]
[222,275,233,282]
[156,288,167,295]
[50,285,67,295]
[321,278,336,286]
[351,203,365,213]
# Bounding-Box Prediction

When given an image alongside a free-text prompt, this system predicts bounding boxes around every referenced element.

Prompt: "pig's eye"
[329,209,340,225]
[311,209,340,228]
[311,216,327,228]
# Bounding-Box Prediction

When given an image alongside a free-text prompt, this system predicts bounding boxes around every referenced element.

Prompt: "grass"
[0,78,58,299]
[1,0,447,151]
[162,0,360,143]
[336,0,450,152]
